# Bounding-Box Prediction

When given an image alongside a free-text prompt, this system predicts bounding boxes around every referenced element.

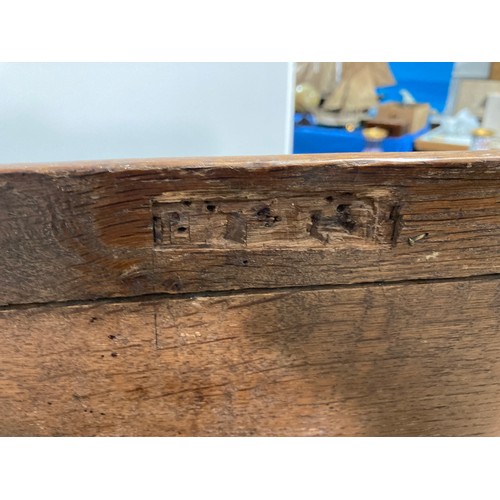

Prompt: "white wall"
[0,63,294,164]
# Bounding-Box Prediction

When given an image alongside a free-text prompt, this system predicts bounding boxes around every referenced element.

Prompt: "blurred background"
[0,62,498,164]
[294,62,500,154]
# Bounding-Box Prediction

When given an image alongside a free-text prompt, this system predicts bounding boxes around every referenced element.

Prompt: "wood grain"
[1,151,499,306]
[1,277,499,436]
[2,152,499,436]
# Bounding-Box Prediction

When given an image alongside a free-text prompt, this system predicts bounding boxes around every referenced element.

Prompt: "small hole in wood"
[182,200,192,206]
[242,260,248,265]
[311,213,321,224]
[257,206,271,218]
[108,334,116,340]
[177,226,188,233]
[337,204,349,213]
[325,196,334,203]
[111,352,118,358]
[206,204,216,212]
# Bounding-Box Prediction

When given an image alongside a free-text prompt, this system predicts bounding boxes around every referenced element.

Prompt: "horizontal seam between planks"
[0,272,499,312]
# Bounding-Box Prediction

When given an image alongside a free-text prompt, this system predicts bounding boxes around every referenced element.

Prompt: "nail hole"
[108,335,116,340]
[242,260,248,265]
[47,402,52,405]
[111,352,118,358]
[177,226,188,233]
[257,207,271,218]
[206,204,216,212]
[311,213,321,224]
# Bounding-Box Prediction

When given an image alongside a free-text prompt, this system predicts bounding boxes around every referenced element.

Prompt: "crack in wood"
[1,273,498,312]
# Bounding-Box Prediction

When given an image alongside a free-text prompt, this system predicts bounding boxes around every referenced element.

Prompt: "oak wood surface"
[1,277,498,436]
[1,152,499,436]
[1,151,499,306]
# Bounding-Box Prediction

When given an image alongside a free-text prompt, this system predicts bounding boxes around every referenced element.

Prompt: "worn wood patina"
[1,151,499,435]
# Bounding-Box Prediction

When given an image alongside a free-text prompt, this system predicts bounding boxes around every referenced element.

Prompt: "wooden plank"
[1,277,499,436]
[1,151,499,306]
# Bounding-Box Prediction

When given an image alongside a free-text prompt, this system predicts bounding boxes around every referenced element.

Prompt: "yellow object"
[471,127,496,151]
[472,128,495,137]
[295,83,321,113]
[362,127,388,141]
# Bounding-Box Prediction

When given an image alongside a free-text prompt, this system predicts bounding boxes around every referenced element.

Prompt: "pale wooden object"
[454,79,500,117]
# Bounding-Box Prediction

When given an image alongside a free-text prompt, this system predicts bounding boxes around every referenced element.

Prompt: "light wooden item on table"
[454,79,500,118]
[316,62,396,128]
[414,131,470,151]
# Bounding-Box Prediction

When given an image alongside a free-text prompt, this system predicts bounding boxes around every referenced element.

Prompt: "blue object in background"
[293,62,453,154]
[294,122,430,154]
[382,62,454,113]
